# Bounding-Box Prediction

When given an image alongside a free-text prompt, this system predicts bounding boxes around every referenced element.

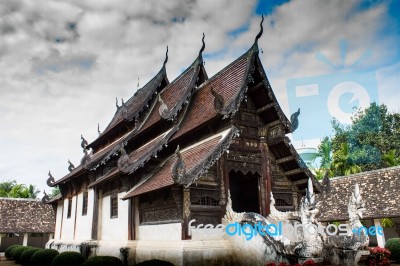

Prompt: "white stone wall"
[60,196,76,240]
[74,189,94,240]
[138,223,182,240]
[101,192,129,241]
[54,201,63,239]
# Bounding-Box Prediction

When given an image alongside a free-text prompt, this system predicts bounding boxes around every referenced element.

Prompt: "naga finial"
[81,134,88,149]
[172,145,186,183]
[121,98,125,106]
[199,33,205,57]
[163,46,169,66]
[290,108,300,132]
[97,123,101,135]
[42,190,50,204]
[46,171,56,187]
[255,15,264,44]
[68,159,75,172]
[116,97,120,108]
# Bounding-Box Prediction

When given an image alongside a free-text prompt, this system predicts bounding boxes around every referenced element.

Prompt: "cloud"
[0,0,398,194]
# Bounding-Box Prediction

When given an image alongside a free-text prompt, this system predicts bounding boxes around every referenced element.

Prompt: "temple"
[44,18,320,264]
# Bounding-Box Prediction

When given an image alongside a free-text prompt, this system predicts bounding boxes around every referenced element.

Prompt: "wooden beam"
[283,168,303,176]
[256,103,275,114]
[276,156,295,164]
[293,179,308,185]
[248,81,264,93]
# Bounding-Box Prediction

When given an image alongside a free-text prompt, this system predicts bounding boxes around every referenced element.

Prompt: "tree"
[330,103,400,173]
[0,180,40,199]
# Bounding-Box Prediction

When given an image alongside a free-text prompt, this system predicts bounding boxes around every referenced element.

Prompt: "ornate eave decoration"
[171,145,186,183]
[290,108,300,132]
[67,159,75,172]
[41,190,50,204]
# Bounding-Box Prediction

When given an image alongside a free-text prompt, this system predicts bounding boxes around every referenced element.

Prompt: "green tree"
[0,180,40,199]
[330,103,400,173]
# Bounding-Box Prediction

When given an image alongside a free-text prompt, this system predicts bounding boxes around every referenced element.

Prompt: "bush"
[385,238,400,262]
[52,251,85,266]
[30,249,59,266]
[20,248,41,266]
[136,259,175,266]
[83,256,123,266]
[367,246,391,266]
[12,246,31,263]
[5,245,22,259]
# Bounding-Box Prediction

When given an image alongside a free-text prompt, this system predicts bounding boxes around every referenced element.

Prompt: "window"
[82,191,88,216]
[110,195,118,218]
[67,198,72,218]
[193,196,219,206]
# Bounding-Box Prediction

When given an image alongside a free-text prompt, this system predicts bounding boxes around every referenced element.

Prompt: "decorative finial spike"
[98,123,101,135]
[121,98,125,105]
[199,33,205,56]
[255,15,264,44]
[137,78,140,89]
[116,97,119,108]
[163,46,169,66]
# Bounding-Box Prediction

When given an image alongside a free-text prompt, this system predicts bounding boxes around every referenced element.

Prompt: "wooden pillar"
[219,155,229,216]
[182,188,191,240]
[128,198,134,240]
[91,188,99,240]
[258,126,272,216]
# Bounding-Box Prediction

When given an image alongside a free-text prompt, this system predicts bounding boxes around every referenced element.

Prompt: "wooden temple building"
[44,18,318,251]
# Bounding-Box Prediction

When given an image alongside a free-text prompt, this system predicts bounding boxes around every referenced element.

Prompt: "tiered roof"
[46,17,317,198]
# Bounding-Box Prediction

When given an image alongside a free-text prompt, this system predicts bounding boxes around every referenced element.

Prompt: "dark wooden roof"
[122,127,237,199]
[0,198,55,233]
[316,166,400,222]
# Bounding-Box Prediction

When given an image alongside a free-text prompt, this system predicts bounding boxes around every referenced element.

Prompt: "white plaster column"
[22,233,28,246]
[374,219,386,247]
[49,233,54,241]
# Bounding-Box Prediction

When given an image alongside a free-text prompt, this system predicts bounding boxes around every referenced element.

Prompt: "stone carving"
[223,190,244,222]
[325,183,369,250]
[294,178,323,258]
[46,171,56,187]
[269,192,299,221]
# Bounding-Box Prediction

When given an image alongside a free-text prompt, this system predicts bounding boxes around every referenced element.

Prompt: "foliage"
[82,256,123,266]
[385,238,400,262]
[330,103,400,174]
[30,249,59,266]
[52,251,85,266]
[380,217,394,228]
[0,179,40,198]
[136,259,175,266]
[20,248,41,266]
[50,187,61,197]
[11,246,31,263]
[5,244,22,259]
[367,246,391,266]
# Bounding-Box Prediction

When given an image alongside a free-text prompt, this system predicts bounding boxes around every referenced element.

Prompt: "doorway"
[229,170,260,213]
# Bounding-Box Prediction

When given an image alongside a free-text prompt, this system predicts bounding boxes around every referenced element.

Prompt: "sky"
[1,0,399,195]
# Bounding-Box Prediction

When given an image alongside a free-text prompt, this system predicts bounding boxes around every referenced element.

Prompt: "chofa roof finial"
[98,123,101,135]
[199,33,205,57]
[163,46,169,66]
[255,14,264,44]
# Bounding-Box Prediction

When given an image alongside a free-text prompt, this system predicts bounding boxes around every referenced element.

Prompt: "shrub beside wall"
[385,238,400,262]
[20,248,41,266]
[51,251,85,266]
[83,256,123,266]
[30,249,60,266]
[5,245,22,259]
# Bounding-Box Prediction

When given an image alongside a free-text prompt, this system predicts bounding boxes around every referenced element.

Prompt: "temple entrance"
[229,170,260,213]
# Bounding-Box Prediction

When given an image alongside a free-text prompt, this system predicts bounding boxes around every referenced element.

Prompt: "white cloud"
[0,0,398,195]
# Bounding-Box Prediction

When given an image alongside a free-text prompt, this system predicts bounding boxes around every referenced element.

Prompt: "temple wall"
[60,196,76,240]
[101,192,129,241]
[137,223,182,240]
[74,190,94,240]
[54,201,63,239]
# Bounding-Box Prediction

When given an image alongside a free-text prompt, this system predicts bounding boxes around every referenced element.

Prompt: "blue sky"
[0,0,399,194]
